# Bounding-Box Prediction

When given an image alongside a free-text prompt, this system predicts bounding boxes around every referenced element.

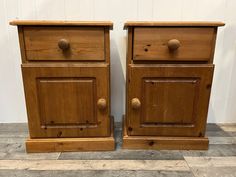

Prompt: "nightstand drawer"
[23,26,105,61]
[133,27,216,62]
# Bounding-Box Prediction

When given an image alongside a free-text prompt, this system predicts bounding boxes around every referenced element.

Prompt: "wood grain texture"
[10,20,113,29]
[37,78,97,125]
[13,21,113,152]
[127,64,214,137]
[23,26,105,61]
[125,27,134,129]
[123,135,209,150]
[124,21,225,29]
[124,21,223,150]
[17,26,27,63]
[122,116,209,150]
[25,116,115,152]
[22,64,110,138]
[133,27,216,62]
[104,27,111,64]
[142,78,198,124]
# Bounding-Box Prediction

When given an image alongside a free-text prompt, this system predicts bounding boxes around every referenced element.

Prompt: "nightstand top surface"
[124,21,225,29]
[10,20,113,29]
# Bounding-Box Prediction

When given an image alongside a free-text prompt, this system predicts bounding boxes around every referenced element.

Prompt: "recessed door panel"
[127,64,214,137]
[37,78,96,127]
[142,77,199,125]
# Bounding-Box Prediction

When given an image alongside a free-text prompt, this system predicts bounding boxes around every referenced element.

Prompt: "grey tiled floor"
[0,123,236,177]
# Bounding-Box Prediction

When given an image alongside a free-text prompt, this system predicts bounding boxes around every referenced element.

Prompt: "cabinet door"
[127,64,214,137]
[22,64,110,138]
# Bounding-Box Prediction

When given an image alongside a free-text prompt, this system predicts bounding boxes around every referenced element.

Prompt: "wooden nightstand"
[10,20,115,152]
[123,21,224,150]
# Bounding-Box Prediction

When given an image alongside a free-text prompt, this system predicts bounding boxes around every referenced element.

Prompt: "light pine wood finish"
[123,21,224,150]
[124,21,225,29]
[17,26,27,63]
[26,117,115,153]
[11,20,114,152]
[10,20,113,29]
[22,64,110,138]
[133,27,216,62]
[23,27,105,61]
[123,116,209,150]
[127,64,214,137]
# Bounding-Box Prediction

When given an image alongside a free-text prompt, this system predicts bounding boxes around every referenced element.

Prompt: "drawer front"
[22,64,110,138]
[133,27,215,62]
[23,26,105,61]
[127,64,214,137]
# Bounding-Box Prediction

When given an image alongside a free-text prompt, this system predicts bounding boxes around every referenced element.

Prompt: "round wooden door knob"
[97,98,107,110]
[167,39,181,51]
[58,39,70,50]
[131,98,141,109]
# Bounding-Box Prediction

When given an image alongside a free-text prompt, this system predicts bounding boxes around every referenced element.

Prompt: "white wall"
[0,0,236,123]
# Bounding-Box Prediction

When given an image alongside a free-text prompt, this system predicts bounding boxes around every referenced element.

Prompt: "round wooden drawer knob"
[167,39,180,51]
[97,98,107,110]
[58,39,70,50]
[131,98,141,109]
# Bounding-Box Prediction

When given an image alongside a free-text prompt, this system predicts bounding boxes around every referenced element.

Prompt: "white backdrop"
[0,0,236,123]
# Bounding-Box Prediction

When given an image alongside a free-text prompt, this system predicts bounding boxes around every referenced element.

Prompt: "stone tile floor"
[0,123,236,177]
